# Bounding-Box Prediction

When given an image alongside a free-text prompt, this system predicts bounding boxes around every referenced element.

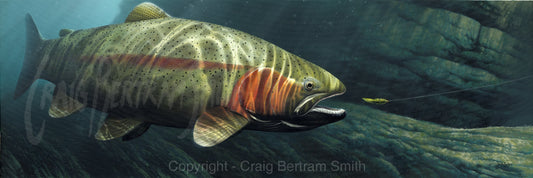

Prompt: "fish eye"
[304,81,314,91]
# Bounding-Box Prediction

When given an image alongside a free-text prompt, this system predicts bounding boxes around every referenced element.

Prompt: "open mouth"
[288,91,346,128]
[294,92,346,117]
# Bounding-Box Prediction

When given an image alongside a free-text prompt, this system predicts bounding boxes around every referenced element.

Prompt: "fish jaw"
[294,74,346,117]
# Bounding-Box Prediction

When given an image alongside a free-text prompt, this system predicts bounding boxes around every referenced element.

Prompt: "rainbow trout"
[15,2,346,147]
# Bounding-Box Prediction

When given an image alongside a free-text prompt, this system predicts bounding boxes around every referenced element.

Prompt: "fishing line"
[363,75,533,105]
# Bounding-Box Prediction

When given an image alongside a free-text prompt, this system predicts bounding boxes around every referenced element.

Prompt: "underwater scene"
[1,0,533,177]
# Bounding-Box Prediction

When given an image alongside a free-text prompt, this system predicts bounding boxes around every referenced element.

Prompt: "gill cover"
[228,68,300,117]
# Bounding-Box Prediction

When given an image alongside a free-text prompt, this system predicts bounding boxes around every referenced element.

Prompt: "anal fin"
[49,90,85,118]
[193,107,250,147]
[95,114,148,141]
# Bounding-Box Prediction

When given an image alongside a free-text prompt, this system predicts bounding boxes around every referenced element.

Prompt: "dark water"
[2,0,533,177]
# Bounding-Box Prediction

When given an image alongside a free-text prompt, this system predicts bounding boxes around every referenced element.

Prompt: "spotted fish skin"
[17,2,346,146]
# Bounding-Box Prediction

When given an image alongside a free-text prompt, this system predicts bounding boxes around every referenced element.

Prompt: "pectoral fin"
[49,90,85,118]
[95,114,148,141]
[193,107,250,147]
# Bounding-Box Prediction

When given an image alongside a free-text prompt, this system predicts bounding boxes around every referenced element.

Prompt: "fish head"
[278,63,346,130]
[231,59,346,131]
[292,68,346,117]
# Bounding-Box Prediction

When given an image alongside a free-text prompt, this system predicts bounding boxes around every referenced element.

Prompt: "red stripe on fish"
[81,54,249,70]
[228,68,300,118]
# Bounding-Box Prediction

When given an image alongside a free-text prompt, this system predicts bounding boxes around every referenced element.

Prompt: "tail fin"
[14,14,45,99]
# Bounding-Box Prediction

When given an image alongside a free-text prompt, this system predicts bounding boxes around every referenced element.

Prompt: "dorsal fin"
[125,2,170,23]
[59,29,73,37]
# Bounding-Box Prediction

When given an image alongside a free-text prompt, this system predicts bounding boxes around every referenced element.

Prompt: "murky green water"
[2,0,533,177]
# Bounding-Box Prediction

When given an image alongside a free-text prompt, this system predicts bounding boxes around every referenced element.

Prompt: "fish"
[15,2,346,147]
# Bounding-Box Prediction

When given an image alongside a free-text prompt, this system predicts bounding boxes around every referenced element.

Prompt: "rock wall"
[413,1,533,45]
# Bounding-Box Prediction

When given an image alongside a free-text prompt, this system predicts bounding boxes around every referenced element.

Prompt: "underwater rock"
[403,56,500,88]
[336,102,533,177]
[411,1,533,45]
[337,0,533,127]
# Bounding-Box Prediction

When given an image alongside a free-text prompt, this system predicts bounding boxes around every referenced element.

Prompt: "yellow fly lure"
[362,98,390,105]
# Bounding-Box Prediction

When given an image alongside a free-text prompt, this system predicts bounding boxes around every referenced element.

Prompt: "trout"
[15,2,346,147]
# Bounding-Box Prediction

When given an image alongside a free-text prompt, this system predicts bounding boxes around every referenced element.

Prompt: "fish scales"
[39,18,310,115]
